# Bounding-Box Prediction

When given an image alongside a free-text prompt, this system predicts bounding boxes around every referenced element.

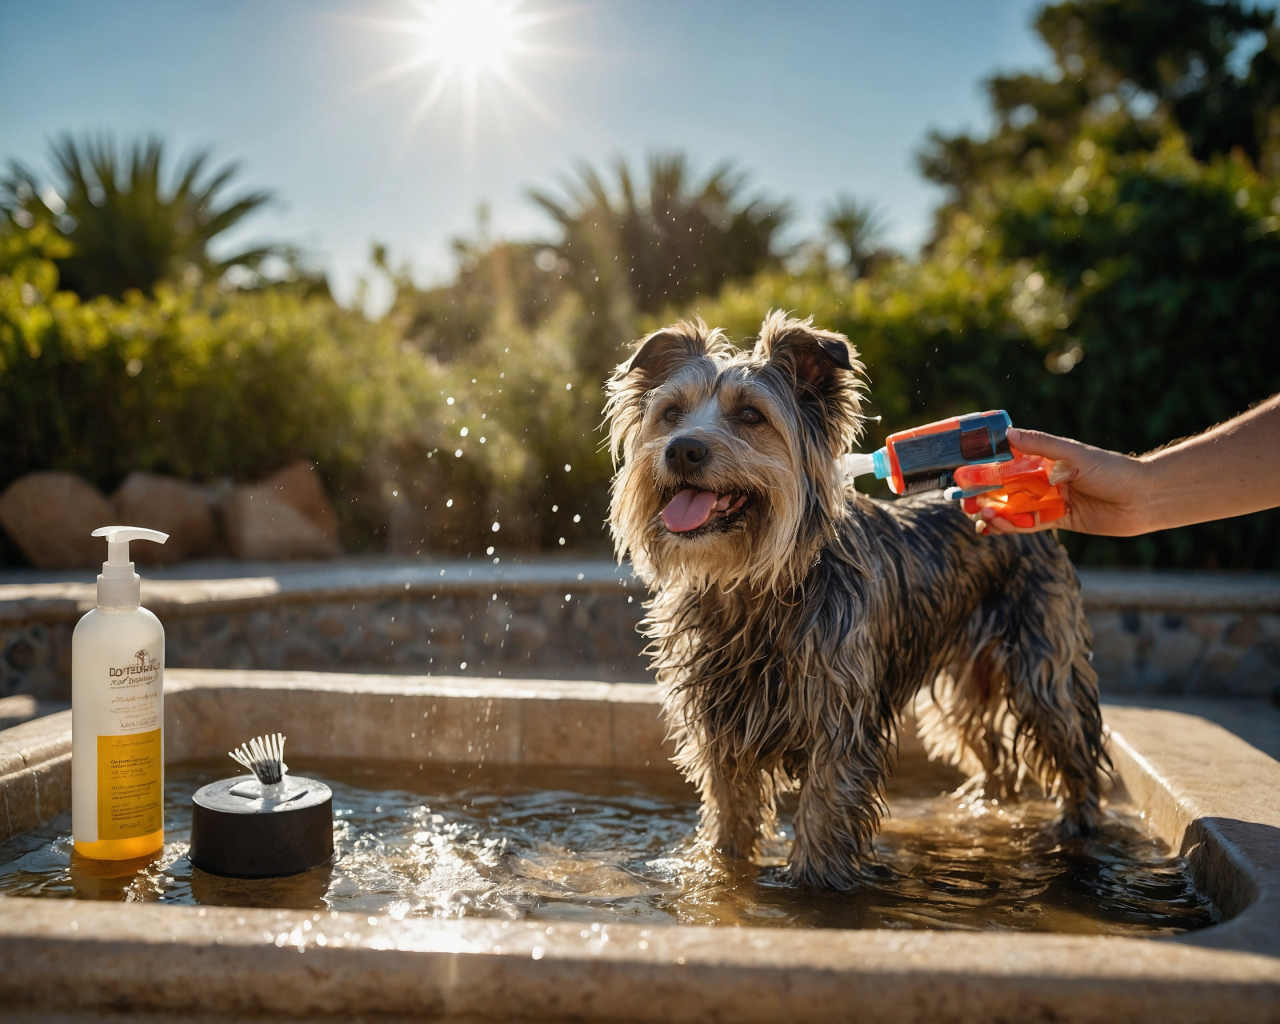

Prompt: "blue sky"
[1,0,1054,307]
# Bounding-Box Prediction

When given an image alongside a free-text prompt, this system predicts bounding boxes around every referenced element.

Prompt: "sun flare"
[415,0,521,74]
[366,0,561,134]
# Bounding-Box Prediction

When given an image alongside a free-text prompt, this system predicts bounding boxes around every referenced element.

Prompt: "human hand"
[973,428,1153,536]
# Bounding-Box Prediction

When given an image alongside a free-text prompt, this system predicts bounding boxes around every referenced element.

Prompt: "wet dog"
[605,312,1105,888]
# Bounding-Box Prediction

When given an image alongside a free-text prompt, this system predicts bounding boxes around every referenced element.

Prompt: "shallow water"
[0,757,1215,934]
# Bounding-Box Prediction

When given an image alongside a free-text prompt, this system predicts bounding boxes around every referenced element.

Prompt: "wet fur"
[605,312,1106,889]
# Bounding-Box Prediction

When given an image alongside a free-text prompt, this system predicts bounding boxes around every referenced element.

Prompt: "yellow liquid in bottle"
[74,830,164,861]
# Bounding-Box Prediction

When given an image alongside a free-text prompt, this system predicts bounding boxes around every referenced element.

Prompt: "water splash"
[0,759,1215,934]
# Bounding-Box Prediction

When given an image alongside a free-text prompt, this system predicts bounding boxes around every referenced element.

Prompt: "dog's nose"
[665,436,709,475]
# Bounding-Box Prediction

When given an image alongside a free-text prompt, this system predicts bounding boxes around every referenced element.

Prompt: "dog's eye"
[662,405,682,423]
[739,406,764,424]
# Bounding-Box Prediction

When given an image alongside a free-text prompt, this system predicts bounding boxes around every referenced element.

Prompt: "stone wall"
[2,560,1277,702]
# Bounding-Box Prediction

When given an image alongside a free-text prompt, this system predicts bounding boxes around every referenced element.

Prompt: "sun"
[365,0,562,132]
[416,0,521,74]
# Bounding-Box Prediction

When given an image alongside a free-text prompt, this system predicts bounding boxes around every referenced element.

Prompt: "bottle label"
[97,729,162,839]
[108,647,162,732]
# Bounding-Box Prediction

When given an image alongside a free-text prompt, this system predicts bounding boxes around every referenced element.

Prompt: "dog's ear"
[621,320,714,392]
[753,311,856,392]
[754,311,865,454]
[605,319,726,466]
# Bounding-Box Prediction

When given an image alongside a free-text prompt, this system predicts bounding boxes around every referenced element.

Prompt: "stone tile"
[1226,615,1261,649]
[520,695,613,766]
[32,752,71,822]
[1147,626,1207,687]
[610,697,674,772]
[312,615,347,639]
[1193,648,1248,697]
[1186,613,1230,644]
[1,768,38,839]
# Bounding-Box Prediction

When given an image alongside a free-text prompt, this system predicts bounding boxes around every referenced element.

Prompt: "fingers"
[1007,427,1091,465]
[973,505,1061,536]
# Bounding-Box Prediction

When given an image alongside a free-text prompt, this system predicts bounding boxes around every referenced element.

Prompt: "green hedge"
[0,220,612,556]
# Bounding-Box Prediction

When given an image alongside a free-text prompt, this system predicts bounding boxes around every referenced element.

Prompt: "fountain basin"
[0,669,1278,1022]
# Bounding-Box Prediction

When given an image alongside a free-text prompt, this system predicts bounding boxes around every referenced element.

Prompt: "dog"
[604,311,1106,889]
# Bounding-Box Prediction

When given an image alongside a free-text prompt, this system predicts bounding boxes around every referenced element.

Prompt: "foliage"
[687,133,1280,569]
[824,194,893,279]
[529,153,790,316]
[2,134,275,299]
[0,215,611,555]
[372,294,614,555]
[920,0,1280,219]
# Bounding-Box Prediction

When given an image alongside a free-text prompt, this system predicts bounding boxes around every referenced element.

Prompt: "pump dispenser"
[72,526,169,860]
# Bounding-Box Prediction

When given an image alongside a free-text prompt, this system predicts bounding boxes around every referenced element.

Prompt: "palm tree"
[2,134,273,298]
[825,194,890,279]
[529,153,791,315]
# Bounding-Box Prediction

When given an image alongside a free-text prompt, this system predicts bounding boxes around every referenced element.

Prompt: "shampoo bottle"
[72,526,169,860]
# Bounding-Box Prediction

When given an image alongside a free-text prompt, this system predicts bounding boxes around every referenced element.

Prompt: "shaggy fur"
[605,311,1106,889]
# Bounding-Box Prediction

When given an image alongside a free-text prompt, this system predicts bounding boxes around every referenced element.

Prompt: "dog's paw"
[786,852,878,891]
[1056,804,1101,839]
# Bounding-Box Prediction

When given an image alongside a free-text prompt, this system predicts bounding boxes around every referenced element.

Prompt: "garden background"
[4,0,1280,570]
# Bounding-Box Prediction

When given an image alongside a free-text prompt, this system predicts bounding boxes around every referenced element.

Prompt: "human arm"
[975,392,1280,536]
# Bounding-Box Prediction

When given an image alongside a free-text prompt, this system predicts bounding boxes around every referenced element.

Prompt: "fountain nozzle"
[189,731,333,879]
[230,732,288,785]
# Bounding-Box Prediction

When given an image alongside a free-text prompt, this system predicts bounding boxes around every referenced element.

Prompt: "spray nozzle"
[91,525,169,574]
[839,448,892,482]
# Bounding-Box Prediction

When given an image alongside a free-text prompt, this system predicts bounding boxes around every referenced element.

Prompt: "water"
[0,757,1216,935]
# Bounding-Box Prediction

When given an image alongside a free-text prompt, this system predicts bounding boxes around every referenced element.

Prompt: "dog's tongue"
[662,488,719,533]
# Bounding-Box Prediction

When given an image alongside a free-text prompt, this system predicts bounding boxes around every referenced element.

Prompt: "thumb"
[1006,427,1090,463]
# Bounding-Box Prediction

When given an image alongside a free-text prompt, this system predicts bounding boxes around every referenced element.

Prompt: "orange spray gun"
[840,410,1066,528]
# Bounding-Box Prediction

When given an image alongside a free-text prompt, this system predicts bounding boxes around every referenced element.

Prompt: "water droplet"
[491,522,500,532]
[558,537,566,546]
[455,449,463,458]
[551,504,558,512]
[531,946,545,960]
[446,397,454,405]
[573,514,581,523]
[486,546,494,555]
[564,464,571,472]
[460,427,469,437]
[446,499,453,507]
[460,662,468,670]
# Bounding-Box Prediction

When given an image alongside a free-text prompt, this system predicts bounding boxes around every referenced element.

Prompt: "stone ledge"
[1078,570,1280,613]
[4,562,1279,702]
[2,563,1275,624]
[0,558,640,625]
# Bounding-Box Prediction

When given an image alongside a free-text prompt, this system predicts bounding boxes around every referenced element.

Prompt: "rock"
[259,462,339,548]
[225,487,339,561]
[0,472,118,568]
[111,472,216,565]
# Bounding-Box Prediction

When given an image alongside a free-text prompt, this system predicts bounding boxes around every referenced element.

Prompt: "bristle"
[228,732,288,785]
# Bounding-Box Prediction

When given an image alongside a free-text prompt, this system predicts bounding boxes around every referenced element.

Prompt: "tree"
[529,153,791,316]
[824,194,892,279]
[2,134,274,299]
[919,0,1280,220]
